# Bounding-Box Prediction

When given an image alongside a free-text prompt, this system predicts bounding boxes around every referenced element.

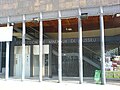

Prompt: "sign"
[12,37,98,45]
[0,26,13,42]
[12,35,120,45]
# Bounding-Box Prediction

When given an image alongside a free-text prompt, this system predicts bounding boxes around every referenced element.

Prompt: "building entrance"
[32,45,50,77]
[32,54,49,77]
[14,46,30,78]
[14,45,50,78]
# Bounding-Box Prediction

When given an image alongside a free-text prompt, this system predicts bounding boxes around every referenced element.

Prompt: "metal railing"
[83,46,101,68]
[51,45,101,76]
[52,45,101,68]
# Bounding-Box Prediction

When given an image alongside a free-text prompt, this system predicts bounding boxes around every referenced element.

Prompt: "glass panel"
[62,18,79,82]
[82,16,101,83]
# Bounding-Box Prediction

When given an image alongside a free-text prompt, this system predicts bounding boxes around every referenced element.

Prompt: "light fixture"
[66,28,72,31]
[10,22,14,26]
[80,13,88,19]
[63,53,66,56]
[32,17,40,22]
[11,22,14,26]
[116,13,120,17]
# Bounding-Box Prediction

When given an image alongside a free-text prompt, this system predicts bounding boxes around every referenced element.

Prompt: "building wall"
[0,0,119,17]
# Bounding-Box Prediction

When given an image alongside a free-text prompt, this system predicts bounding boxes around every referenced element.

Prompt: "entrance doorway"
[14,46,30,78]
[32,54,49,77]
[33,45,50,77]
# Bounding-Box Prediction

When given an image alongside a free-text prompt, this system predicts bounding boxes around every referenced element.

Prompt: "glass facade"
[0,0,119,85]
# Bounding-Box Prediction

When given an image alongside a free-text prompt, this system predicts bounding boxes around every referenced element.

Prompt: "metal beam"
[100,6,106,85]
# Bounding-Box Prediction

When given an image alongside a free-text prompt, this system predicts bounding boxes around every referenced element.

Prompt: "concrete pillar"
[39,12,43,82]
[22,15,26,81]
[100,6,106,85]
[58,11,62,83]
[0,43,1,73]
[78,8,83,84]
[5,17,10,80]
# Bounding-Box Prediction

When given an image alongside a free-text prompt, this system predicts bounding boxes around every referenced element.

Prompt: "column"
[100,6,106,85]
[39,12,43,82]
[0,42,2,72]
[58,11,62,83]
[5,17,10,80]
[22,15,26,81]
[78,8,83,84]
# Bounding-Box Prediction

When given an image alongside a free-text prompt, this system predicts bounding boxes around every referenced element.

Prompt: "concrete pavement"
[0,79,120,90]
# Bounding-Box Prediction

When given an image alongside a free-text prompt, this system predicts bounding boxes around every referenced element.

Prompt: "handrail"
[52,46,58,51]
[52,46,101,59]
[27,27,50,39]
[83,46,101,67]
[52,45,101,68]
[83,46,100,58]
[28,26,39,33]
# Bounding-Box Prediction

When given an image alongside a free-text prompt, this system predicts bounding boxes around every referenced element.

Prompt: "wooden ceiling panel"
[11,15,120,33]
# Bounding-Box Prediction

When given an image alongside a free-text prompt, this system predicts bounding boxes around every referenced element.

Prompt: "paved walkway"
[0,78,120,90]
[0,73,120,90]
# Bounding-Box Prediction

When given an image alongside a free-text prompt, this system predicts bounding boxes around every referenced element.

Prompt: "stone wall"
[0,0,119,17]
